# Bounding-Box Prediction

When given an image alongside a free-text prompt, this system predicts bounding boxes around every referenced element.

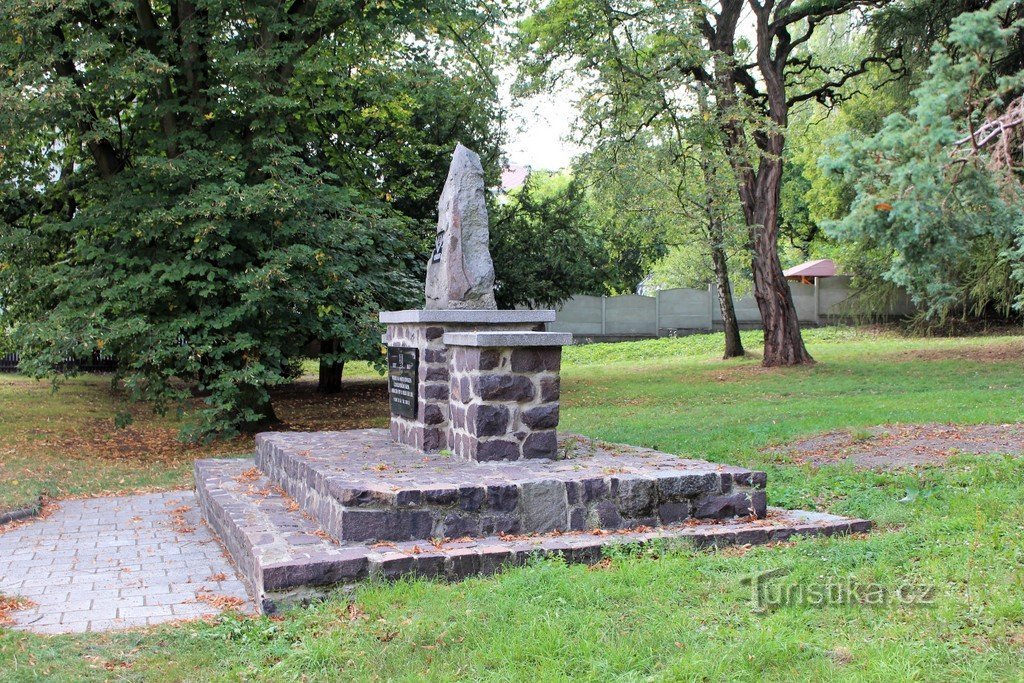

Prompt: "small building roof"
[783,258,837,279]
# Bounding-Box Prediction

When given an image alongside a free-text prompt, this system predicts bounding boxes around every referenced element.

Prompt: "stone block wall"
[384,321,543,452]
[447,345,562,461]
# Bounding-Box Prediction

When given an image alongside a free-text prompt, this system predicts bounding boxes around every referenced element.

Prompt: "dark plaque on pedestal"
[387,346,419,419]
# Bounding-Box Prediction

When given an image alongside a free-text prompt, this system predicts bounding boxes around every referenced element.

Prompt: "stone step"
[255,429,769,544]
[194,458,370,613]
[196,457,869,614]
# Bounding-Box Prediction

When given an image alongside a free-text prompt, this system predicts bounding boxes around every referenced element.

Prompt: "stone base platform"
[254,430,768,543]
[195,458,870,614]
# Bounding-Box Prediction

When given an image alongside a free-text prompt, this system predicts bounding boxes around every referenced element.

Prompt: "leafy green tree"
[297,30,505,392]
[490,172,612,308]
[0,0,503,436]
[583,179,669,295]
[824,0,1024,321]
[578,98,749,358]
[517,0,901,366]
[775,2,1023,308]
[873,0,1018,75]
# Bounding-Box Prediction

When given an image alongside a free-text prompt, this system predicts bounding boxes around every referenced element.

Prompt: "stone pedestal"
[446,331,570,461]
[380,309,558,453]
[192,143,871,612]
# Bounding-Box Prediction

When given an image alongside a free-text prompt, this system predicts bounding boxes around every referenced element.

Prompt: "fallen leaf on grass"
[346,602,366,621]
[828,647,854,665]
[83,655,133,672]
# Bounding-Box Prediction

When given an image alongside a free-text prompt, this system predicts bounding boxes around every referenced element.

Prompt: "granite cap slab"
[443,331,573,347]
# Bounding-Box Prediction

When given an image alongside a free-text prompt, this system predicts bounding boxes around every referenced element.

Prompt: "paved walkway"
[0,491,253,634]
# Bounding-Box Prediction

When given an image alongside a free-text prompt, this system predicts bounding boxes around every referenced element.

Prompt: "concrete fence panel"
[550,295,604,335]
[819,276,855,316]
[545,277,913,341]
[790,281,818,321]
[658,287,712,331]
[604,294,658,335]
[717,293,762,324]
[818,275,916,317]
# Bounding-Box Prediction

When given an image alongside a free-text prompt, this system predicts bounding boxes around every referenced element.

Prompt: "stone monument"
[425,144,497,310]
[193,145,870,614]
[382,144,569,459]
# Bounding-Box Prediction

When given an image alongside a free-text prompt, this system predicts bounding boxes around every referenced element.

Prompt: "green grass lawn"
[0,376,228,512]
[0,364,388,512]
[298,358,385,380]
[3,327,1024,681]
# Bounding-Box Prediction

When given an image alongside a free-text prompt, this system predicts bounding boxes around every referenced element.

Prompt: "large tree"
[490,172,614,308]
[769,1,1024,323]
[0,0,504,436]
[297,33,505,392]
[579,85,748,358]
[518,0,900,365]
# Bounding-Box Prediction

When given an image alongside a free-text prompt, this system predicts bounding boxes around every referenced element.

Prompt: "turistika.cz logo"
[742,567,936,611]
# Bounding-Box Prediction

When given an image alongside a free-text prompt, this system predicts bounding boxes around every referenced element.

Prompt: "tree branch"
[770,0,881,32]
[51,27,124,179]
[134,0,180,157]
[786,48,901,107]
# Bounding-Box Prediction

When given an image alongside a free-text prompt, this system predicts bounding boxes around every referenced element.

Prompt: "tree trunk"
[748,161,813,366]
[318,340,344,394]
[695,120,744,360]
[707,0,813,368]
[237,382,277,433]
[710,243,744,358]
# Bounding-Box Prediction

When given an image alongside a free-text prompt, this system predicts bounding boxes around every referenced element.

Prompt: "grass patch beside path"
[298,359,385,380]
[0,372,389,512]
[5,328,1014,513]
[6,454,1024,681]
[561,327,1024,470]
[0,375,228,512]
[2,327,1024,680]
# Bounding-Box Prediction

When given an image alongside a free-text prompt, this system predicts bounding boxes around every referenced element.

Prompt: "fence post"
[601,295,607,336]
[654,290,661,337]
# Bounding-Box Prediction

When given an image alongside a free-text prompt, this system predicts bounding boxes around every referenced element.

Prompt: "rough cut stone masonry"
[254,430,768,543]
[195,456,868,613]
[447,344,563,461]
[191,144,872,613]
[382,320,545,452]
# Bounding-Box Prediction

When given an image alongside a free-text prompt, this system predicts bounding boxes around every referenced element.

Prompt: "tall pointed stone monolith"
[424,144,497,310]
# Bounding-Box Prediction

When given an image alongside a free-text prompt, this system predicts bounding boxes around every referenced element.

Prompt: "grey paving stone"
[170,602,219,618]
[0,491,253,634]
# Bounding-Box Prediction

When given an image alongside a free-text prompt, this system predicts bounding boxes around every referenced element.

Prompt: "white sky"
[503,91,580,171]
[498,5,768,171]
